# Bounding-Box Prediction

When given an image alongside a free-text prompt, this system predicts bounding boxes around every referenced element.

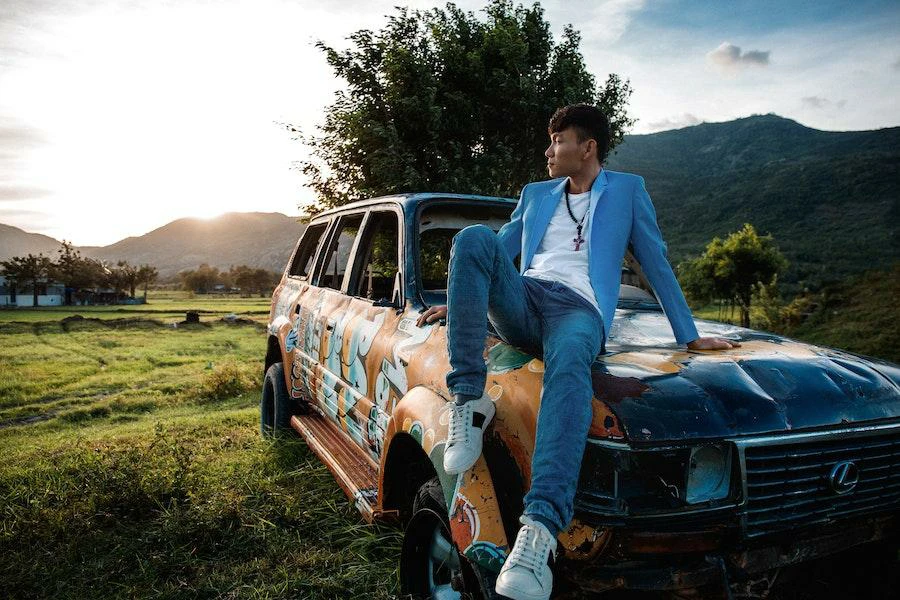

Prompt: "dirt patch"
[219,315,266,330]
[0,316,264,334]
[61,315,166,332]
[0,411,57,429]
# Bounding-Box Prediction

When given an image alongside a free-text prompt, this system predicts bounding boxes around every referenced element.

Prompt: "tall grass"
[0,317,402,599]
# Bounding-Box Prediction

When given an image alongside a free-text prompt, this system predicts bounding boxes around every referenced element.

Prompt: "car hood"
[591,310,900,443]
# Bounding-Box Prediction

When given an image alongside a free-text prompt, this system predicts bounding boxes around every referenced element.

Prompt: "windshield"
[417,201,661,310]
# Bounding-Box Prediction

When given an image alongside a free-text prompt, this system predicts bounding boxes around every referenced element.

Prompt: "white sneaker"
[495,515,557,600]
[442,395,496,475]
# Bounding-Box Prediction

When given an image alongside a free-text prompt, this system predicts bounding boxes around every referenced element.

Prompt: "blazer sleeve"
[630,177,699,345]
[496,185,526,262]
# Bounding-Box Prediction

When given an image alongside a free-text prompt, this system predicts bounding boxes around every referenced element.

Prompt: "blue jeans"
[445,225,604,538]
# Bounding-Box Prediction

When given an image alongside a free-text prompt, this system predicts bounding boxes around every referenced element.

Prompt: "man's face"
[545,126,593,178]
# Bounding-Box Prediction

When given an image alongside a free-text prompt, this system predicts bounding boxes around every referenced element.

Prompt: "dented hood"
[591,310,900,443]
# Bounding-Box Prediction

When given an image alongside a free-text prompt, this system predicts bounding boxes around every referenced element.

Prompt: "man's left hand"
[687,337,741,350]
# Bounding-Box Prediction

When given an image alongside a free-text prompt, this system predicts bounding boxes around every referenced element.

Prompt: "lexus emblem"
[828,461,859,495]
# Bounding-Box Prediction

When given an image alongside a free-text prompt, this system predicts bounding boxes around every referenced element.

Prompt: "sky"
[1,0,899,246]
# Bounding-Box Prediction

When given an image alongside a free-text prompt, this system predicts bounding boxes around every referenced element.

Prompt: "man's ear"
[582,138,597,162]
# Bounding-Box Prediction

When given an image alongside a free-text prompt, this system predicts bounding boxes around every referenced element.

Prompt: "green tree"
[227,265,279,296]
[298,0,634,212]
[53,241,104,304]
[180,264,220,294]
[750,275,784,331]
[679,223,788,328]
[252,268,278,297]
[230,265,256,297]
[1,253,55,307]
[114,261,140,299]
[101,263,126,302]
[136,264,159,301]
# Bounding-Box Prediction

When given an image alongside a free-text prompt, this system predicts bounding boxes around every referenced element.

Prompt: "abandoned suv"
[262,193,900,598]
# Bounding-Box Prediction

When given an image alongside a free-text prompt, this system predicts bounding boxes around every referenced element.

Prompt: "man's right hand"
[417,305,447,327]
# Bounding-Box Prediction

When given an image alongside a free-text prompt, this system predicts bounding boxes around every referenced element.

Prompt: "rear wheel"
[260,362,295,437]
[400,477,499,599]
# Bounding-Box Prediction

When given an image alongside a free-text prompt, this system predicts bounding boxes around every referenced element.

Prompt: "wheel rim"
[401,507,464,599]
[428,521,461,599]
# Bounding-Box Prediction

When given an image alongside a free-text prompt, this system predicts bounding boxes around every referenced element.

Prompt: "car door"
[279,218,330,404]
[337,208,406,459]
[304,211,366,435]
[305,207,406,460]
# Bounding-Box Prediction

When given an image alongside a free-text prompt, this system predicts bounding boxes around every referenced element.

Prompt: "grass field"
[692,264,900,364]
[2,293,896,599]
[0,306,401,599]
[0,291,272,324]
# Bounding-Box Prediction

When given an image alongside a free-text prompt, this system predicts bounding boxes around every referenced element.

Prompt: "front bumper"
[561,512,897,593]
[565,422,900,592]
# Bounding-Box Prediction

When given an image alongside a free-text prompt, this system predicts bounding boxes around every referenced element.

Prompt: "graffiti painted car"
[261,193,900,598]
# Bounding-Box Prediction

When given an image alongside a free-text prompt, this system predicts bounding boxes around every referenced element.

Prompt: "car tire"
[399,476,502,600]
[260,362,295,437]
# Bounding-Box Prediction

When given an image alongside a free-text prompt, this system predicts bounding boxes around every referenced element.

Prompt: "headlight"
[575,442,735,517]
[686,445,731,504]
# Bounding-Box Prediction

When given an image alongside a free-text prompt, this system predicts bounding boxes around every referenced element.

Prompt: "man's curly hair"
[548,104,611,165]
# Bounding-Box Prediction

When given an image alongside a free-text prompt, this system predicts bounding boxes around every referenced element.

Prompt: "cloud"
[546,0,647,46]
[801,96,847,110]
[893,58,900,70]
[0,184,54,201]
[646,113,703,132]
[740,50,770,66]
[0,119,50,199]
[802,96,826,109]
[707,42,771,72]
[0,207,49,220]
[0,121,48,148]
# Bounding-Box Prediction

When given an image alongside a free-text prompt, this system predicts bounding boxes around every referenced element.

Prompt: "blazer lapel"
[585,170,609,292]
[523,178,567,271]
[588,169,609,242]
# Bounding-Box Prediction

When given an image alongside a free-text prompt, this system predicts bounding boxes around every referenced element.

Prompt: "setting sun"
[1,0,343,245]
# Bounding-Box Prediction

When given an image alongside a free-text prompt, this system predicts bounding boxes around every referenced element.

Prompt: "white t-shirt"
[523,191,601,315]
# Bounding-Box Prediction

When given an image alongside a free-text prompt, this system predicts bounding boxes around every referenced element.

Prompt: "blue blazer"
[497,169,699,347]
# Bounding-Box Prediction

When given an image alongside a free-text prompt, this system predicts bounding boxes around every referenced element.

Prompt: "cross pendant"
[573,227,585,251]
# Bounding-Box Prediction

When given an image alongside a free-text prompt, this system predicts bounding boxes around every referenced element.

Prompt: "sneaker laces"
[508,522,553,574]
[446,402,472,446]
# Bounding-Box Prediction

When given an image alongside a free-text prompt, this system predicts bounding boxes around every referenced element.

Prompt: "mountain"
[81,212,305,278]
[0,224,62,259]
[0,213,305,278]
[2,115,897,287]
[605,114,900,289]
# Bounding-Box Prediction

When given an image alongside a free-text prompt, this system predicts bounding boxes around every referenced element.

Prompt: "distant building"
[0,275,65,307]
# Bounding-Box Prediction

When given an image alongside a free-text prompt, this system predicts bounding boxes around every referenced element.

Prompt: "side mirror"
[391,271,402,306]
[373,272,403,310]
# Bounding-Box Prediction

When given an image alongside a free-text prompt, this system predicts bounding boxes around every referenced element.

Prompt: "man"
[417,104,737,600]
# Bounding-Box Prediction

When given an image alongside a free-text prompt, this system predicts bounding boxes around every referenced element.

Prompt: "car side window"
[350,211,400,302]
[288,222,328,278]
[318,214,364,291]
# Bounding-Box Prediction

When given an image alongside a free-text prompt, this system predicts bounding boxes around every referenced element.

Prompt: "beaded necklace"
[564,189,589,251]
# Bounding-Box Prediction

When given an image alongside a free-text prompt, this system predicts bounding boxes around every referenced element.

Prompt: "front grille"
[742,428,900,539]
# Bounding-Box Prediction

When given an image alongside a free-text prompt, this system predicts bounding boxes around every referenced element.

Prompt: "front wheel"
[400,477,500,599]
[260,362,295,437]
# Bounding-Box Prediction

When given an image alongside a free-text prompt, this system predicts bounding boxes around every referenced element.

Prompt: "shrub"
[196,362,256,401]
